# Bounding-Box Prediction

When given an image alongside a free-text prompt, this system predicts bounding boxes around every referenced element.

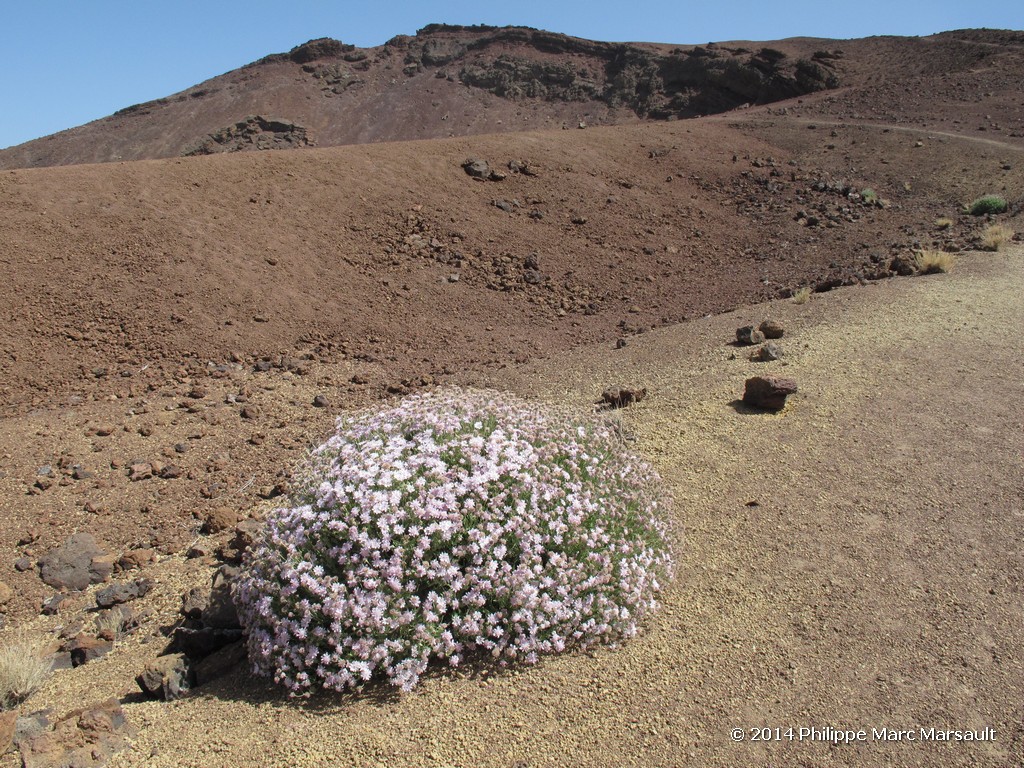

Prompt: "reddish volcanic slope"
[3,26,1022,170]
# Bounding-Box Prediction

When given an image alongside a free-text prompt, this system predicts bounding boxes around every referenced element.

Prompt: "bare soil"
[2,246,1019,768]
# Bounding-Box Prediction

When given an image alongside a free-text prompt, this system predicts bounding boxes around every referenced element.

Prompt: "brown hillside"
[3,113,1020,416]
[4,26,1022,170]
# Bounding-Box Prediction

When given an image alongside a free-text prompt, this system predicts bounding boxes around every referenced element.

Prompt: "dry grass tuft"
[791,286,812,305]
[95,608,129,642]
[981,224,1014,252]
[914,250,955,274]
[0,632,52,710]
[934,217,954,230]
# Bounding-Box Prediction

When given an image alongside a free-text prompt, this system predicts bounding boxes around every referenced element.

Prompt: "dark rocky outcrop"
[183,116,313,157]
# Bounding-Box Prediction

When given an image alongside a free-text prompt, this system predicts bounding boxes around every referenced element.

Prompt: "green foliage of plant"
[967,196,1008,216]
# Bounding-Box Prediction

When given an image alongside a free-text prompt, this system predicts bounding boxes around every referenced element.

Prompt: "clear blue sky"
[1,0,1021,149]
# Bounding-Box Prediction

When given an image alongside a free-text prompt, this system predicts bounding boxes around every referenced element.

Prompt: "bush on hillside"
[967,195,1008,216]
[233,388,674,694]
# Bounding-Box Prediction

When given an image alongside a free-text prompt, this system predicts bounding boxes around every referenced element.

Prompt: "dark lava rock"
[194,641,248,686]
[173,627,244,659]
[890,254,917,276]
[312,394,330,408]
[462,158,490,179]
[599,386,648,409]
[38,533,112,591]
[743,376,798,411]
[180,587,208,620]
[41,594,67,616]
[137,654,194,701]
[95,579,153,609]
[203,566,241,629]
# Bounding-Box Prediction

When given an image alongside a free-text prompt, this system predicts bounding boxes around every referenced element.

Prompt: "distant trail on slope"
[718,114,1024,153]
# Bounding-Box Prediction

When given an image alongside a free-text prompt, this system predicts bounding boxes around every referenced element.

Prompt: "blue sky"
[1,1,1021,150]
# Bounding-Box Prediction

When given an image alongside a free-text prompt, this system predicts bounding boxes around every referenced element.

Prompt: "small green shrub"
[967,196,1008,216]
[860,188,878,204]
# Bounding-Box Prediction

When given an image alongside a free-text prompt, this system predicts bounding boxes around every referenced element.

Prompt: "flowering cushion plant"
[233,388,674,693]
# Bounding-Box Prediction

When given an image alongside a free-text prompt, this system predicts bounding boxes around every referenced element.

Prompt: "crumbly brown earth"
[3,247,1020,768]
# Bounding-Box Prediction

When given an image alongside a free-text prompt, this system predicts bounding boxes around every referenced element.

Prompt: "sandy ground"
[6,245,1015,767]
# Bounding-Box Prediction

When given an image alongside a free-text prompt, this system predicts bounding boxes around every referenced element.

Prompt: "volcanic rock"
[137,654,194,701]
[38,534,112,591]
[743,376,798,411]
[599,386,648,409]
[750,342,783,362]
[95,579,153,609]
[194,641,248,686]
[68,635,114,667]
[736,325,765,345]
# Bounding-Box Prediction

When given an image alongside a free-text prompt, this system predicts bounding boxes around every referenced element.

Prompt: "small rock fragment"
[758,320,785,339]
[180,588,209,620]
[462,158,490,179]
[200,507,242,534]
[598,386,648,409]
[69,634,114,667]
[203,566,241,629]
[736,325,765,345]
[41,594,66,615]
[742,376,798,411]
[137,654,194,701]
[312,394,329,408]
[128,463,152,481]
[750,342,783,362]
[95,579,153,609]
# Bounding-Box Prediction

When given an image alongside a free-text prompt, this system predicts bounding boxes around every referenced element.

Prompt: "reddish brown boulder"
[17,698,133,768]
[758,319,785,339]
[199,506,242,534]
[68,634,114,667]
[743,376,798,411]
[0,711,16,756]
